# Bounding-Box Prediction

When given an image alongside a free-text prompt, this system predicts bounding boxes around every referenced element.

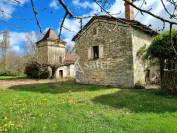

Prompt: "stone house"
[72,2,159,87]
[36,28,76,79]
[55,52,76,79]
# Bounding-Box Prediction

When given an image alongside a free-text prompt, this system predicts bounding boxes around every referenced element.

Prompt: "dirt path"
[0,79,57,89]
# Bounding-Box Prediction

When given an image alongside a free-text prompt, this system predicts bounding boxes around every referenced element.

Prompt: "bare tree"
[7,50,26,72]
[24,32,37,63]
[0,30,9,70]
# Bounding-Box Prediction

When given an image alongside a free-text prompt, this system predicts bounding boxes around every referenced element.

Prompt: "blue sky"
[0,0,173,54]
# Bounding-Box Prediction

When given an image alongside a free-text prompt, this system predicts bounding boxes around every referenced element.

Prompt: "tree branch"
[30,0,43,34]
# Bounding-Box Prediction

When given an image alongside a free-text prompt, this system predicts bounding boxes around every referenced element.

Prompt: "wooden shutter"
[88,47,92,60]
[99,45,104,58]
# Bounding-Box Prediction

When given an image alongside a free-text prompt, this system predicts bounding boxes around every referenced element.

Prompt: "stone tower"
[36,28,66,65]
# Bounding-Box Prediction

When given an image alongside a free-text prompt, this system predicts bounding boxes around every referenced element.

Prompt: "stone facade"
[36,28,76,79]
[75,19,134,87]
[37,41,65,65]
[132,29,160,85]
[74,17,159,87]
[133,29,150,84]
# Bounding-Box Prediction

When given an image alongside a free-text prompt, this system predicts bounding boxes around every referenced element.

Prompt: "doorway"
[59,70,63,79]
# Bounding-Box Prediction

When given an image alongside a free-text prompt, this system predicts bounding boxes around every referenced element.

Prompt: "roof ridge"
[72,15,158,41]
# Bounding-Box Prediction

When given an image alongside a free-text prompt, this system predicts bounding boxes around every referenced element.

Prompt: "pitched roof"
[36,28,65,44]
[63,53,77,65]
[72,15,158,41]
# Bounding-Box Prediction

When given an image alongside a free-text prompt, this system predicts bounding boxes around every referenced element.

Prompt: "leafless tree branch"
[30,0,43,34]
[59,12,68,40]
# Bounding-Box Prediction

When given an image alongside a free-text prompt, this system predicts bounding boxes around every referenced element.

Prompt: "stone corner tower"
[36,28,66,65]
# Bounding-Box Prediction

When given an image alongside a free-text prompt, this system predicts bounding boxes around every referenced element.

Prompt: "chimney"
[125,0,134,20]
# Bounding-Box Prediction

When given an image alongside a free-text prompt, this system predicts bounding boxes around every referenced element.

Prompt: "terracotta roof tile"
[36,28,66,44]
[64,53,77,65]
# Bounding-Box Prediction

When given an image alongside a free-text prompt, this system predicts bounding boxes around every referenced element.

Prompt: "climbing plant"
[145,29,177,93]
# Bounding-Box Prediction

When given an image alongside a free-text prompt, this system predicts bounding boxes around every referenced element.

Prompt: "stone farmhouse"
[72,1,160,87]
[36,28,76,79]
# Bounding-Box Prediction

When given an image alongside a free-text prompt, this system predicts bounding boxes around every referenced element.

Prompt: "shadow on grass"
[8,82,110,94]
[92,89,177,113]
[8,81,177,113]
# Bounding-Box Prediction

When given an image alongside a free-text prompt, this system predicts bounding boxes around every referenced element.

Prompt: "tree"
[146,29,177,59]
[146,29,177,90]
[0,31,9,70]
[24,32,37,63]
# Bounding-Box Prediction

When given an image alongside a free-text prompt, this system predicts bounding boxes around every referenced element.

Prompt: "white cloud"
[60,18,81,41]
[134,0,172,30]
[108,0,124,17]
[49,0,59,9]
[0,31,38,54]
[0,0,29,19]
[61,0,175,45]
[73,0,98,10]
[9,32,27,47]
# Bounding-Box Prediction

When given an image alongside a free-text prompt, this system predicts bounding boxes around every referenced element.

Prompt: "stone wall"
[37,42,48,64]
[47,43,65,65]
[69,64,76,77]
[132,29,152,85]
[37,41,65,65]
[75,19,134,87]
[55,64,75,79]
[55,66,69,79]
[132,29,160,85]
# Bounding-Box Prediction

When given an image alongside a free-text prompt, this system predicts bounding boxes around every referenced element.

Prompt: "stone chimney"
[125,0,134,20]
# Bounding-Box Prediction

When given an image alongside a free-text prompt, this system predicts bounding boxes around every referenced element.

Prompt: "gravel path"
[0,79,57,89]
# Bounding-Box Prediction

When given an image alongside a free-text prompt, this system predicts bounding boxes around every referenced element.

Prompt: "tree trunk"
[51,65,58,79]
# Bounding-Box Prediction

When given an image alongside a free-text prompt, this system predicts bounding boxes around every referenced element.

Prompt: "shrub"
[25,62,50,79]
[0,70,23,76]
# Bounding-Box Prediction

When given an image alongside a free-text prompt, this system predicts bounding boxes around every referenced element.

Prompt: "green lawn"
[0,82,177,133]
[0,76,26,80]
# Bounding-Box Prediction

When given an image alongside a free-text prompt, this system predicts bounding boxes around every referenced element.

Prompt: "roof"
[36,28,66,44]
[72,15,158,41]
[63,52,77,65]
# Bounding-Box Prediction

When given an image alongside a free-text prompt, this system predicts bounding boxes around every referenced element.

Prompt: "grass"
[0,82,177,132]
[0,76,26,80]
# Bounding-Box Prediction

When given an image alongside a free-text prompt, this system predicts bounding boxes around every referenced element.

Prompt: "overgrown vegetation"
[146,29,177,93]
[25,62,51,79]
[0,82,177,132]
[146,29,177,60]
[0,70,24,77]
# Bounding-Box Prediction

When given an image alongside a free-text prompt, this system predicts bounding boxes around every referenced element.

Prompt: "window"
[88,45,104,60]
[93,46,99,59]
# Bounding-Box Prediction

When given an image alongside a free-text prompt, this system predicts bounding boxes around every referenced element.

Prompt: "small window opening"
[93,46,99,59]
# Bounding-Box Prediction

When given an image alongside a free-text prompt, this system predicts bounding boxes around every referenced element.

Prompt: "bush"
[25,62,50,79]
[146,29,177,59]
[0,70,23,76]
